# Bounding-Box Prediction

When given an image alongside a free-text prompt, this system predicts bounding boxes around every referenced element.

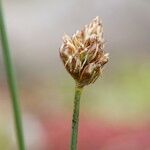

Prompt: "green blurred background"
[0,0,150,149]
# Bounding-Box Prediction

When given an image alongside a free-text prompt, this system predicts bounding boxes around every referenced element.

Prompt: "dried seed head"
[59,16,109,87]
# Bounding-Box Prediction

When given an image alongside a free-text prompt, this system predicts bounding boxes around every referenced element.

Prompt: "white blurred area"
[1,0,150,77]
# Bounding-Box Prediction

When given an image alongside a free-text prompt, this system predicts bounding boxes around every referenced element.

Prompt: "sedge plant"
[0,1,26,150]
[59,17,109,150]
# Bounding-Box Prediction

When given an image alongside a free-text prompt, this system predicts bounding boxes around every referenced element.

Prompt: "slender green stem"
[0,1,26,150]
[70,83,83,150]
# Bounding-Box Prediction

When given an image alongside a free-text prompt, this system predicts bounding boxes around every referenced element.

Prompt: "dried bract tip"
[59,16,109,87]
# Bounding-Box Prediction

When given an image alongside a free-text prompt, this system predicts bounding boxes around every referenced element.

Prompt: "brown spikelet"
[59,16,109,87]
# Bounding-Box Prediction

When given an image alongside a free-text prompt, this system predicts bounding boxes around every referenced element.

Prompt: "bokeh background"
[0,0,150,149]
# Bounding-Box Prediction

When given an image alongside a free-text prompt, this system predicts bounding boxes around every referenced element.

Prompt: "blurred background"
[0,0,150,149]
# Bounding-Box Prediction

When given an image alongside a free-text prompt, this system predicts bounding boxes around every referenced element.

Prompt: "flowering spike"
[59,17,109,87]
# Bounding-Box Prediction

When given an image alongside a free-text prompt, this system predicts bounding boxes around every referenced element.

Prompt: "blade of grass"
[0,1,26,150]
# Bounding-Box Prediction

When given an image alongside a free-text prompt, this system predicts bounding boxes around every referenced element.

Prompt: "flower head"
[59,17,109,87]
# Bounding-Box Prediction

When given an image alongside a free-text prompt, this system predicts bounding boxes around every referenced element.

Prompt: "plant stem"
[0,1,26,150]
[70,83,83,150]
